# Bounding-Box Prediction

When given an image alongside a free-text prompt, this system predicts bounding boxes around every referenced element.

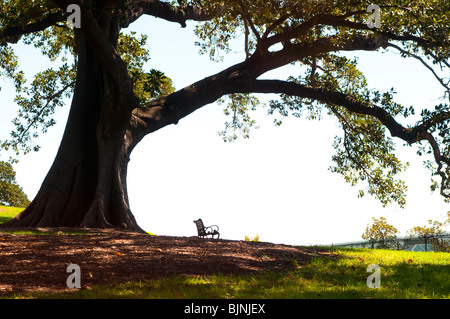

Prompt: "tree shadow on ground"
[0,231,331,297]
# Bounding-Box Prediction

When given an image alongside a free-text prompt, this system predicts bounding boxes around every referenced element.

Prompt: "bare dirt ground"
[0,228,334,297]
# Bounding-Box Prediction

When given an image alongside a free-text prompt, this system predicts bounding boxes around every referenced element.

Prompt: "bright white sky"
[1,14,449,246]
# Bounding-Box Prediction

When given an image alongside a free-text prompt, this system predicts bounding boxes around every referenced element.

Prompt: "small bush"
[244,234,260,242]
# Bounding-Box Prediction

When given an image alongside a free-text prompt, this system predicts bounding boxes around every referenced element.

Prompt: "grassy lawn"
[0,206,89,235]
[0,205,23,224]
[1,207,449,299]
[20,247,449,299]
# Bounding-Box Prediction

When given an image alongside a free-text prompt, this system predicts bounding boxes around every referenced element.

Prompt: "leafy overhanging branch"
[1,63,77,160]
[0,1,66,44]
[130,31,393,134]
[244,79,450,200]
[387,42,450,102]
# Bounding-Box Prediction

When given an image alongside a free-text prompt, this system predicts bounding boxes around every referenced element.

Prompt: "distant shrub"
[244,234,260,242]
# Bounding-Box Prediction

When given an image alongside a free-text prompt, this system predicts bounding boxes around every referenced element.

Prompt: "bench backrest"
[194,219,206,236]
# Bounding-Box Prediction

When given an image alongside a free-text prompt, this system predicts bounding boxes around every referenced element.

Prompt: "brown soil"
[0,228,334,297]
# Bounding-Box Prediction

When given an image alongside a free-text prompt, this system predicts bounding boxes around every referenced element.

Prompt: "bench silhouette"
[193,218,220,239]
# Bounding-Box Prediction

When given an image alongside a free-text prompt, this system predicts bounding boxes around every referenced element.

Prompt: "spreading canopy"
[1,0,449,212]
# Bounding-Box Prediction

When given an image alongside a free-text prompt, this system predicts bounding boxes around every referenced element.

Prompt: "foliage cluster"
[0,161,30,207]
[362,216,399,249]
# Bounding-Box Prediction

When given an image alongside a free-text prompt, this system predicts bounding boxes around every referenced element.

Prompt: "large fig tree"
[0,0,448,232]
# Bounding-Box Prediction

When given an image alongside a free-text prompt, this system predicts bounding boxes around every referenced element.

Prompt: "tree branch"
[129,61,249,140]
[260,11,367,51]
[124,0,225,28]
[129,33,392,138]
[242,79,450,196]
[0,11,66,44]
[258,10,444,58]
[249,33,389,78]
[261,14,289,41]
[388,42,450,100]
[238,79,421,143]
[129,65,414,148]
[418,130,450,198]
[235,0,260,41]
[17,80,76,144]
[316,11,445,50]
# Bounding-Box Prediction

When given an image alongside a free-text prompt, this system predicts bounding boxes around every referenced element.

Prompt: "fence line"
[330,232,450,252]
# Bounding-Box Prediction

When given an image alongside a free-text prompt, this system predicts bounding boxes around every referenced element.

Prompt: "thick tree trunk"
[0,13,144,232]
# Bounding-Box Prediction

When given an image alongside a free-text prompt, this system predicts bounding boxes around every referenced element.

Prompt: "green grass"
[19,248,450,299]
[0,229,91,235]
[0,205,23,224]
[0,206,90,235]
[0,206,155,235]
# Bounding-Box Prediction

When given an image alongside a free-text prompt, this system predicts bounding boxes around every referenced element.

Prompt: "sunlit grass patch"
[0,205,23,224]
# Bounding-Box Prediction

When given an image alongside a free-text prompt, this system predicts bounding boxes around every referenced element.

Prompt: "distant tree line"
[362,214,450,252]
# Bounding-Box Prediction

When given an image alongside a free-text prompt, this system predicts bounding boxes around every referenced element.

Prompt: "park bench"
[193,218,220,239]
